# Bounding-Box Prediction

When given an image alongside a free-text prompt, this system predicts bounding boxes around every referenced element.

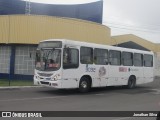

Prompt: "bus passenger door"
[62,48,79,88]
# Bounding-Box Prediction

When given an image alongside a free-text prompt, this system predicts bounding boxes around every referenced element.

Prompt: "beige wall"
[0,16,9,43]
[0,15,110,45]
[155,44,160,52]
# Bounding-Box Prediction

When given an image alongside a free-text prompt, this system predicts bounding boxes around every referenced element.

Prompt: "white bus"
[34,39,154,92]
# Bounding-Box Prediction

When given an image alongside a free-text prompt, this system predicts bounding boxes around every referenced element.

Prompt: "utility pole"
[25,0,31,15]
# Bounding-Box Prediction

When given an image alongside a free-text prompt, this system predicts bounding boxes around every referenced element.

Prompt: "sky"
[25,0,160,43]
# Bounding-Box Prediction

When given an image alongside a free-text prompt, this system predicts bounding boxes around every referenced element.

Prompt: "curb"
[0,86,42,90]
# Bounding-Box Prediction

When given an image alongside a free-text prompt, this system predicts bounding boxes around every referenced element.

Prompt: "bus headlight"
[52,74,60,81]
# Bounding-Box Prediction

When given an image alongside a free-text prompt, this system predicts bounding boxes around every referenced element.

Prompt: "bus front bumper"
[34,78,62,89]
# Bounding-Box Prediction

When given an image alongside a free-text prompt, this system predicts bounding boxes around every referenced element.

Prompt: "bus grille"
[38,73,53,77]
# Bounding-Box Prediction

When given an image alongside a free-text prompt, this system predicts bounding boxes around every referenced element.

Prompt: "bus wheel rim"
[81,81,87,88]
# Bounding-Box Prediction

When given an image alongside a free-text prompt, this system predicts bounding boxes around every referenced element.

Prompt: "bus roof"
[40,39,154,55]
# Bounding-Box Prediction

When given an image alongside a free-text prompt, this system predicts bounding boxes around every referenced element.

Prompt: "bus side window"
[80,47,93,64]
[109,50,121,65]
[94,48,108,65]
[122,52,133,66]
[143,54,153,67]
[63,48,79,69]
[133,53,143,66]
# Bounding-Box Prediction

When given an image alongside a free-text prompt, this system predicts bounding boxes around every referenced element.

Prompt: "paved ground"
[0,77,160,120]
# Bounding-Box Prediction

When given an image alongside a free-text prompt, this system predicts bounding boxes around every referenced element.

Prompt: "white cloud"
[103,0,160,43]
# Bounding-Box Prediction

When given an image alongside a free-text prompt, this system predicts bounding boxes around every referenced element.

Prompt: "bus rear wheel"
[127,76,136,89]
[79,77,91,93]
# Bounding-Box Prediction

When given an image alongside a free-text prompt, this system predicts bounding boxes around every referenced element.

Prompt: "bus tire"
[79,77,91,93]
[127,76,136,89]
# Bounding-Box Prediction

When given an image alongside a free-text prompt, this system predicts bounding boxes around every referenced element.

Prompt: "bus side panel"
[94,65,108,87]
[79,64,100,88]
[143,67,154,83]
[129,67,144,85]
[99,65,108,87]
[118,66,129,86]
[62,69,79,88]
[107,66,119,86]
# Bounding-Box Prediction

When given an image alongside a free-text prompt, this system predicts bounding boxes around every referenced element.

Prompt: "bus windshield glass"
[35,48,61,71]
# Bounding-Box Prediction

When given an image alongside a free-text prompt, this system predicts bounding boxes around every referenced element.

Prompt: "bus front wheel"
[79,77,91,93]
[127,76,136,89]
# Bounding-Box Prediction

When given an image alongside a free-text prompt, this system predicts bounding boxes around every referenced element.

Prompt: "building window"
[109,50,121,65]
[80,47,93,64]
[0,46,11,73]
[122,52,133,66]
[94,48,108,65]
[134,53,143,66]
[14,46,36,75]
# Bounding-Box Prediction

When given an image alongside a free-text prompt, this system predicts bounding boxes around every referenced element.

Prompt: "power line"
[104,21,160,29]
[104,21,160,33]
[108,25,160,33]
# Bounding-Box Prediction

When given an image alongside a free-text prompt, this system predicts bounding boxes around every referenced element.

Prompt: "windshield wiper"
[41,48,55,70]
[45,50,53,70]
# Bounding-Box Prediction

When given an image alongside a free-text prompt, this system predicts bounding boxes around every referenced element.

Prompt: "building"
[0,0,159,80]
[0,0,105,80]
[0,0,103,23]
[0,15,110,80]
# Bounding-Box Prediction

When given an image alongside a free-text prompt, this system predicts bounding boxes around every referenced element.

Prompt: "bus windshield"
[35,48,61,71]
